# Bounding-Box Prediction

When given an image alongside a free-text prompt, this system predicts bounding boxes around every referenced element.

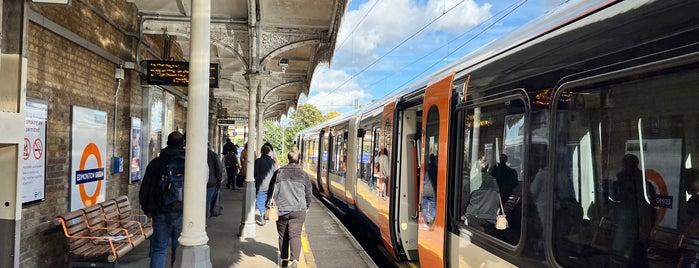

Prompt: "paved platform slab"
[118,184,375,267]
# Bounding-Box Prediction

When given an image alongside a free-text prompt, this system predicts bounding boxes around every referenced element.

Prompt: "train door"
[319,129,331,196]
[392,100,422,261]
[380,102,397,259]
[418,73,454,268]
[315,130,325,194]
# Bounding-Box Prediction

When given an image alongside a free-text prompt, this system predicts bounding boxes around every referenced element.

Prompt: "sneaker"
[290,260,298,268]
[281,260,289,267]
[265,220,270,225]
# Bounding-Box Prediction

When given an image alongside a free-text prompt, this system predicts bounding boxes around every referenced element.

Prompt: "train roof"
[299,0,699,133]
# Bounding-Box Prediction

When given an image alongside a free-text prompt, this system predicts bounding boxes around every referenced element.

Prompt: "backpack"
[162,154,186,212]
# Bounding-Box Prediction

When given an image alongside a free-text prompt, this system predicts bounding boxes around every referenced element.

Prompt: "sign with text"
[146,60,219,88]
[217,119,235,125]
[22,98,48,205]
[71,106,108,210]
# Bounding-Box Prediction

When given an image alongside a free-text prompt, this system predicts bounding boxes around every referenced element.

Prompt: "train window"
[322,132,329,180]
[551,68,699,267]
[330,132,347,178]
[372,128,382,196]
[360,128,374,185]
[422,105,440,226]
[459,99,526,245]
[380,119,392,198]
[308,137,319,172]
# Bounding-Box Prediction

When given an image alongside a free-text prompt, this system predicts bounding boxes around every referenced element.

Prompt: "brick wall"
[20,1,187,267]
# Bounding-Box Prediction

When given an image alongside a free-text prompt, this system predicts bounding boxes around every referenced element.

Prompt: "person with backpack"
[222,138,235,156]
[224,148,240,189]
[139,131,186,268]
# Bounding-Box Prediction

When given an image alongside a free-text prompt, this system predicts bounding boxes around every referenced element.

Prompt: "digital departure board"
[146,60,220,88]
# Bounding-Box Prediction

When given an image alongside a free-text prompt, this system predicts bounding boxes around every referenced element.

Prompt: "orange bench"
[55,209,138,267]
[55,196,150,267]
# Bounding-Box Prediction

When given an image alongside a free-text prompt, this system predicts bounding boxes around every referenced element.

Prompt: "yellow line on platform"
[301,225,316,268]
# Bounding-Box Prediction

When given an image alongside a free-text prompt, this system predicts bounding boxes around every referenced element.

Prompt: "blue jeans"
[423,197,436,225]
[256,191,268,216]
[206,187,216,217]
[150,212,183,268]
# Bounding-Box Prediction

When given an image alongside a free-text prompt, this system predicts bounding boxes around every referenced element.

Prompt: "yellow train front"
[296,0,699,267]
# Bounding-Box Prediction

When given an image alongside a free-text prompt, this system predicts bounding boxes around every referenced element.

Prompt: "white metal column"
[256,103,266,153]
[176,0,212,266]
[239,75,259,238]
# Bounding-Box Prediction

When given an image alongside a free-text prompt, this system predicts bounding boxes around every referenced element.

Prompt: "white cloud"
[335,0,492,62]
[306,67,372,113]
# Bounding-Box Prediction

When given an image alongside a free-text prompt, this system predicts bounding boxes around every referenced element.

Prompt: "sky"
[299,0,569,115]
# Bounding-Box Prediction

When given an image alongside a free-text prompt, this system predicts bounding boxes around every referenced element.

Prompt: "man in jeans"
[140,131,185,268]
[254,144,277,225]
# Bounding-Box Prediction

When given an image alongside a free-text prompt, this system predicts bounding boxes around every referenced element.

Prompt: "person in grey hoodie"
[266,148,312,268]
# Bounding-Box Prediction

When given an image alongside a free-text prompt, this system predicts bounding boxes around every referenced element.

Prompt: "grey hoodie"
[266,164,312,212]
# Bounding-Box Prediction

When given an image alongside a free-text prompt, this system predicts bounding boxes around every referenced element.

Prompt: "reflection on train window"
[330,132,346,175]
[321,131,329,181]
[372,128,382,196]
[552,68,699,267]
[306,136,319,172]
[330,131,347,183]
[460,99,525,245]
[422,106,440,226]
[360,128,374,185]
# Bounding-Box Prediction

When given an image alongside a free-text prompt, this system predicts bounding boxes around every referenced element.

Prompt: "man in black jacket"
[254,144,278,224]
[267,148,312,268]
[139,131,185,268]
[206,143,223,217]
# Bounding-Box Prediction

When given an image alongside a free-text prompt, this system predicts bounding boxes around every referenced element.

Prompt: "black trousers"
[276,210,307,261]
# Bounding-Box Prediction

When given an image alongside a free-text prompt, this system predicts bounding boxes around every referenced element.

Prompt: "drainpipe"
[113,66,123,173]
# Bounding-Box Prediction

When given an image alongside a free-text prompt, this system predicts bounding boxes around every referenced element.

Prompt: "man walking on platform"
[207,143,223,217]
[267,148,312,268]
[224,147,240,189]
[255,144,278,225]
[139,131,186,268]
[222,138,235,156]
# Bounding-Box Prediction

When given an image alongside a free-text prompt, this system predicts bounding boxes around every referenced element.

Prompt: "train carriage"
[296,0,699,267]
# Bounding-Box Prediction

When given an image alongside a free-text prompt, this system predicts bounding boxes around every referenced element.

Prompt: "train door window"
[382,119,392,198]
[331,132,347,178]
[309,137,319,171]
[551,67,699,267]
[459,99,526,245]
[372,127,382,195]
[322,132,329,180]
[360,128,374,184]
[422,105,440,226]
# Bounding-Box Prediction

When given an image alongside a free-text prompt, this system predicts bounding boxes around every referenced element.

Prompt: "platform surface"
[119,183,375,267]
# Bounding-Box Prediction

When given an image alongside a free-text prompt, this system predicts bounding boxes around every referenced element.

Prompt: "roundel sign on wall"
[75,142,104,206]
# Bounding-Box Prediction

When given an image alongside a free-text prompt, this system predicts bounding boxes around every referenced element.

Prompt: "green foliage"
[262,103,340,165]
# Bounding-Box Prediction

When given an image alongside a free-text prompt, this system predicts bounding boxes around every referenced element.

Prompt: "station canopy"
[129,0,347,121]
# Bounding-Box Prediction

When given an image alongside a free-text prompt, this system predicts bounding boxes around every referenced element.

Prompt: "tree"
[262,103,339,164]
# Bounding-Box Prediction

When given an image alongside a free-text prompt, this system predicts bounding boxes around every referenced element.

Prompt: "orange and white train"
[296,1,699,267]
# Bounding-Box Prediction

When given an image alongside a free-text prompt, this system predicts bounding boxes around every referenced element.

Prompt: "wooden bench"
[55,196,150,267]
[55,209,137,267]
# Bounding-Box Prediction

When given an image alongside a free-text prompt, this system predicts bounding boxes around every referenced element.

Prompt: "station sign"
[146,60,220,88]
[217,119,235,125]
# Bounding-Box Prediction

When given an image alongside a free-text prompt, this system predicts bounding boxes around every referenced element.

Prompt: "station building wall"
[20,1,187,267]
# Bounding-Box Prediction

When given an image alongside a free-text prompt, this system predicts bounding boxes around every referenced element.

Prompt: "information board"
[146,60,219,88]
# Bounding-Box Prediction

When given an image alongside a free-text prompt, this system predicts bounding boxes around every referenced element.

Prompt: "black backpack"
[162,154,186,212]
